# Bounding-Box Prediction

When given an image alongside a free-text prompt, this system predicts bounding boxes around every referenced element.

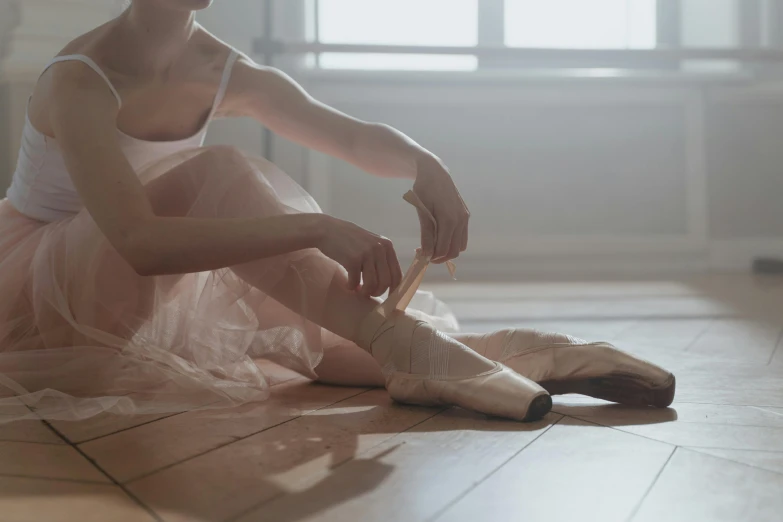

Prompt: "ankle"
[355,306,404,352]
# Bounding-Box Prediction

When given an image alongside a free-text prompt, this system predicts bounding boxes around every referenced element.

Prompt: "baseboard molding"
[407,238,783,280]
[404,251,707,281]
[709,238,783,271]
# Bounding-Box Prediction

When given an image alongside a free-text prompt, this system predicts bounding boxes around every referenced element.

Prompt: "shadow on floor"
[553,403,678,426]
[117,389,565,522]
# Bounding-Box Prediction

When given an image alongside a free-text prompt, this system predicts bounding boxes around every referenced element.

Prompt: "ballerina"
[0,0,674,424]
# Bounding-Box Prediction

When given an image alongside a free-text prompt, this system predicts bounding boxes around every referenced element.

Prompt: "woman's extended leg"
[314,343,385,387]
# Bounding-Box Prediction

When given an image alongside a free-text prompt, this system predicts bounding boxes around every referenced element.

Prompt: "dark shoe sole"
[541,373,676,408]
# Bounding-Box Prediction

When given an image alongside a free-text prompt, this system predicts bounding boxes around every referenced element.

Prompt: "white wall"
[4,2,783,278]
[0,0,117,190]
[197,1,783,277]
[284,69,783,277]
[196,0,267,155]
[197,0,312,184]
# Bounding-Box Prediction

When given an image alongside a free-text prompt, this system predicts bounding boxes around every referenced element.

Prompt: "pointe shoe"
[360,189,551,421]
[455,330,675,408]
[356,311,552,422]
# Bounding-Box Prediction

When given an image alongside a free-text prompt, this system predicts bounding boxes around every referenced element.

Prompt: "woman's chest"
[115,80,220,142]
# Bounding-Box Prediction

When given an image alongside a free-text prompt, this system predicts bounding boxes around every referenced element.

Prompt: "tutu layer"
[0,147,457,423]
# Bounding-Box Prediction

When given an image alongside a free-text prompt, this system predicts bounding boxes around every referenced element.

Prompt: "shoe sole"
[541,373,676,408]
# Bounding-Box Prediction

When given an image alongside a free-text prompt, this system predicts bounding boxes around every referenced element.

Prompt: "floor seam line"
[224,406,451,522]
[40,419,164,522]
[625,446,677,522]
[71,412,184,445]
[426,415,565,522]
[684,447,783,476]
[766,327,783,365]
[682,318,713,352]
[123,387,373,484]
[567,415,679,448]
[0,472,117,485]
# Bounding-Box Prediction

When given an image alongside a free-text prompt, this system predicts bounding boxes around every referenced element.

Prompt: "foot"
[356,310,552,422]
[453,329,675,408]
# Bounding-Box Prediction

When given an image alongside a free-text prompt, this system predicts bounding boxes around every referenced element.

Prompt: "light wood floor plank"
[434,417,674,522]
[4,275,783,522]
[632,448,783,522]
[0,400,64,444]
[687,319,782,363]
[0,476,156,522]
[127,389,442,522]
[79,381,367,483]
[0,441,109,483]
[239,411,562,522]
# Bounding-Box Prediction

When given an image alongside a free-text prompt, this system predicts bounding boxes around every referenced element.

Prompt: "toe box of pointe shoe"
[386,364,552,422]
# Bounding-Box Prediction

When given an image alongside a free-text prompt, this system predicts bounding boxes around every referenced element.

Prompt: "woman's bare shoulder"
[191,24,245,68]
[55,20,116,59]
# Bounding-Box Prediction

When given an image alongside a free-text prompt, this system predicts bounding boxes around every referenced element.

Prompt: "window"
[314,0,478,70]
[505,0,656,49]
[305,0,750,71]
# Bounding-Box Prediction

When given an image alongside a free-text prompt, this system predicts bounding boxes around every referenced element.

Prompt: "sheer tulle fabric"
[0,147,458,423]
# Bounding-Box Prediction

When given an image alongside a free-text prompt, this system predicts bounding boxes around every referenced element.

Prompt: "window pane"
[318,0,478,46]
[319,53,478,71]
[681,0,739,48]
[680,0,740,72]
[505,0,656,49]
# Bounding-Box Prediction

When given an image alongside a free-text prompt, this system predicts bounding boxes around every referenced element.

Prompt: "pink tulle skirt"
[0,147,457,423]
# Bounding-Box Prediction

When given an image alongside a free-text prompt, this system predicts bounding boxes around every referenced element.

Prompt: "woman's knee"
[145,146,257,216]
[195,145,250,173]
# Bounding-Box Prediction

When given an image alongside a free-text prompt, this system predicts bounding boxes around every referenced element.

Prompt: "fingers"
[461,208,469,252]
[433,214,454,262]
[385,239,403,291]
[373,243,391,298]
[360,238,401,297]
[417,207,436,258]
[447,227,462,261]
[360,255,378,297]
[433,207,470,263]
[347,262,361,291]
[460,201,470,253]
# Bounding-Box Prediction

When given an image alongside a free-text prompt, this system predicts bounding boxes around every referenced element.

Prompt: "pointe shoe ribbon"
[355,190,454,351]
[378,190,456,317]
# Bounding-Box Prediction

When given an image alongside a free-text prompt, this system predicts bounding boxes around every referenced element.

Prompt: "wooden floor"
[3,274,783,522]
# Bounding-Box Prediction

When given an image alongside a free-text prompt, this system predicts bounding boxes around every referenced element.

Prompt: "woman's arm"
[48,61,400,295]
[225,57,470,262]
[224,57,435,180]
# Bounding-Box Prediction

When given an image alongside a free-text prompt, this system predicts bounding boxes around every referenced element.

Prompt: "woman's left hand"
[411,155,470,264]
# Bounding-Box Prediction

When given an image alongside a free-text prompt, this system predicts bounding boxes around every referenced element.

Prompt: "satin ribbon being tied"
[374,190,457,319]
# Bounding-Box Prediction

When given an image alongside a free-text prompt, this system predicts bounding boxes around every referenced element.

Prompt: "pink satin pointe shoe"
[356,310,552,422]
[454,329,675,408]
[360,189,551,421]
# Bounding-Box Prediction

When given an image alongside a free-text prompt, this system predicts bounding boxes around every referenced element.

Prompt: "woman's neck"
[115,2,197,73]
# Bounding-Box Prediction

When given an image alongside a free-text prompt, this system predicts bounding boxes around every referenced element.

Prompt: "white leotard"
[6,50,239,222]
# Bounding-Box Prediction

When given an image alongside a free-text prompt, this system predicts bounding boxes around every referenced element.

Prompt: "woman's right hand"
[315,216,403,297]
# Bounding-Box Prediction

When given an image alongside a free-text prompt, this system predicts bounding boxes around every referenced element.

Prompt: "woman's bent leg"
[142,146,382,380]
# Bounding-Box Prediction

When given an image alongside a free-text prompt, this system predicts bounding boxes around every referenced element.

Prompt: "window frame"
[306,0,676,71]
[254,0,774,74]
